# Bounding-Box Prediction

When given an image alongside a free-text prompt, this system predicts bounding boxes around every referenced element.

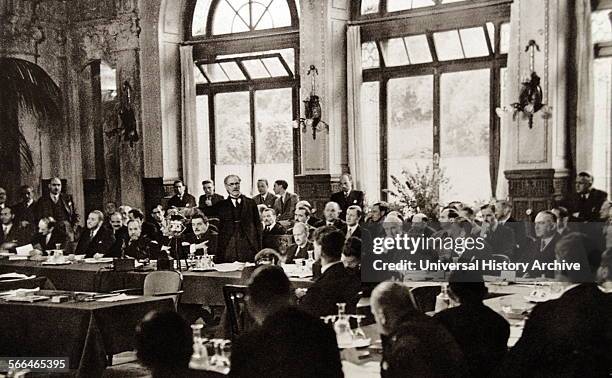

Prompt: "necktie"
[90,230,95,239]
[261,194,265,203]
[540,239,546,251]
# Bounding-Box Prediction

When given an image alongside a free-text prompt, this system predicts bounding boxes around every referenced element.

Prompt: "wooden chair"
[410,285,441,313]
[112,270,184,309]
[222,284,253,340]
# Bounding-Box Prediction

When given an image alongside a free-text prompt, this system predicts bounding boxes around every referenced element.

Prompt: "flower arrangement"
[383,158,450,220]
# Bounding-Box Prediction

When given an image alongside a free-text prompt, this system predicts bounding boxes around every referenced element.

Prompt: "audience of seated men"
[368,281,466,378]
[479,204,516,259]
[74,210,115,257]
[31,217,67,254]
[330,173,365,221]
[167,180,197,209]
[272,180,298,222]
[198,179,224,217]
[284,222,312,263]
[501,233,612,377]
[109,212,129,257]
[230,265,343,378]
[518,210,561,278]
[123,219,161,260]
[298,227,361,318]
[434,270,510,377]
[183,213,217,257]
[0,207,29,248]
[253,179,276,208]
[322,201,347,233]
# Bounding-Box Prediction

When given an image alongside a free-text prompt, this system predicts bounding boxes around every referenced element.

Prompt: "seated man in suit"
[322,201,347,234]
[479,204,516,259]
[562,171,609,222]
[253,179,276,209]
[363,281,466,378]
[183,213,217,257]
[434,270,509,377]
[128,208,158,241]
[501,233,612,377]
[109,212,129,257]
[296,200,324,228]
[364,201,389,239]
[149,205,167,242]
[261,208,287,250]
[167,180,197,209]
[518,210,561,278]
[345,205,369,240]
[285,222,313,263]
[272,180,298,222]
[551,206,572,237]
[198,179,224,216]
[298,227,361,318]
[31,217,67,255]
[0,207,30,250]
[330,173,365,220]
[495,200,527,251]
[230,265,342,378]
[74,210,115,257]
[292,206,320,239]
[123,219,161,260]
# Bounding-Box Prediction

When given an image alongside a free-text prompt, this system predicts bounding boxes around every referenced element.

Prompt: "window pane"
[362,42,380,69]
[254,88,294,193]
[361,81,381,203]
[215,91,251,170]
[405,35,433,64]
[219,49,295,74]
[592,58,612,194]
[387,76,434,186]
[254,0,292,30]
[212,0,250,35]
[380,38,409,66]
[196,95,211,178]
[194,65,207,84]
[500,22,510,54]
[592,10,612,44]
[434,30,464,60]
[459,27,489,57]
[192,0,211,36]
[387,0,434,12]
[201,63,230,82]
[261,57,290,77]
[361,0,379,14]
[440,69,491,204]
[242,59,271,78]
[219,62,246,80]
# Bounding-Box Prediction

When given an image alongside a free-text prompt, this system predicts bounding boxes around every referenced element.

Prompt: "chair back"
[143,270,183,308]
[410,285,441,313]
[223,284,252,340]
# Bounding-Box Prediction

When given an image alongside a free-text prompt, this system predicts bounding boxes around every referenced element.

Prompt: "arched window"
[353,0,511,204]
[186,0,300,193]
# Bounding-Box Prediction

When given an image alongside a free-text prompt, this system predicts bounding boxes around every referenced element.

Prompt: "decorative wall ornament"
[294,65,329,140]
[496,39,552,128]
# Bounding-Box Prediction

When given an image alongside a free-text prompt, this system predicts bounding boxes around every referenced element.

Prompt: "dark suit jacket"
[330,190,365,220]
[198,193,225,216]
[31,229,67,253]
[284,241,313,263]
[434,303,510,377]
[562,188,608,222]
[262,223,287,250]
[323,218,347,234]
[299,262,361,318]
[253,192,276,208]
[272,192,299,221]
[12,200,36,224]
[34,193,78,225]
[307,216,324,229]
[216,195,262,262]
[0,224,29,246]
[109,226,129,257]
[183,229,218,256]
[167,193,197,209]
[500,284,612,378]
[229,306,343,378]
[74,226,115,257]
[518,233,561,278]
[482,223,516,258]
[124,237,161,260]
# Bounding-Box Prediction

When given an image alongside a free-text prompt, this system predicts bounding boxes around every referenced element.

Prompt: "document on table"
[96,293,140,302]
[0,273,35,280]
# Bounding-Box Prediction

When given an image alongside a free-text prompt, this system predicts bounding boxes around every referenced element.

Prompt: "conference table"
[0,259,313,306]
[0,290,174,377]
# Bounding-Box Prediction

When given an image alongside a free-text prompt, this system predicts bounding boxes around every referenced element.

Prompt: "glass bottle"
[434,284,451,313]
[334,303,353,347]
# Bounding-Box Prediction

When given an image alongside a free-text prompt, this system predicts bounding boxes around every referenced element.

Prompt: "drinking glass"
[352,315,367,340]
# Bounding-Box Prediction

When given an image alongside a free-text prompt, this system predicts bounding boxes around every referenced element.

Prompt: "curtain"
[575,0,594,173]
[347,25,366,190]
[179,45,204,199]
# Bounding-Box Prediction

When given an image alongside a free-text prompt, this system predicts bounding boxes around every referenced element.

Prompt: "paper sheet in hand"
[15,244,33,256]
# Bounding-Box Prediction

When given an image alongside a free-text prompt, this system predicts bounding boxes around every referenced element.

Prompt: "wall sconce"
[293,65,329,139]
[496,40,552,128]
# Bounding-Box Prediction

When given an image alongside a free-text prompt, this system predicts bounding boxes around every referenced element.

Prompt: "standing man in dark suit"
[12,185,36,226]
[299,227,361,318]
[253,179,276,209]
[272,180,298,222]
[74,210,115,257]
[34,177,78,239]
[284,222,313,263]
[501,233,612,377]
[167,180,197,209]
[217,175,262,262]
[31,217,67,254]
[518,210,561,278]
[330,174,365,221]
[198,179,224,216]
[563,171,608,222]
[230,266,343,378]
[0,207,29,247]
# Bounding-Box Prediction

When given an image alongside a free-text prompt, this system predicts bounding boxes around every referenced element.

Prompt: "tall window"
[355,0,510,205]
[592,4,612,194]
[188,0,299,194]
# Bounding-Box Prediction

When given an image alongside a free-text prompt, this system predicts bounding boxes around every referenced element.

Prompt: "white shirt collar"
[321,260,342,274]
[541,235,555,249]
[2,224,11,232]
[266,221,276,230]
[90,226,101,238]
[51,193,59,202]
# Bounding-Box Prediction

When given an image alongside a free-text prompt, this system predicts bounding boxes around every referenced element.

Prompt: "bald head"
[371,282,417,335]
[324,201,340,222]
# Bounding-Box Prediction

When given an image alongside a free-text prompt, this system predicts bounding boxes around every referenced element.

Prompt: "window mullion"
[249,88,257,186]
[209,93,217,179]
[380,78,388,200]
[433,69,440,159]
